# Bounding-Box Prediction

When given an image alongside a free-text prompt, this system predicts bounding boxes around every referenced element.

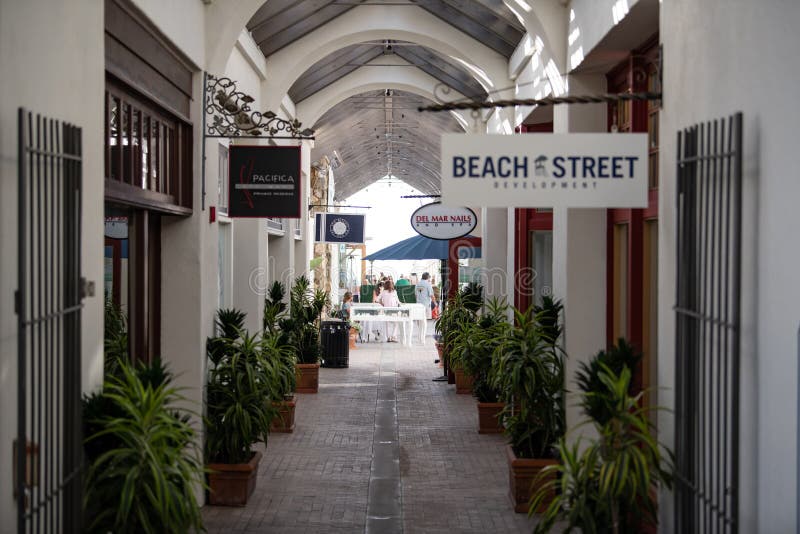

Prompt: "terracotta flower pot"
[506,445,558,513]
[443,351,455,384]
[349,328,358,350]
[454,367,474,394]
[208,451,262,506]
[476,401,505,434]
[295,363,320,394]
[270,395,296,433]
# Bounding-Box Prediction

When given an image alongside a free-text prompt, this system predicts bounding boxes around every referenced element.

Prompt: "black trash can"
[321,320,350,368]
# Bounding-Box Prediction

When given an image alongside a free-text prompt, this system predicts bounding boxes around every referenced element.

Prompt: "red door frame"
[513,122,554,313]
[605,38,660,395]
[447,236,482,300]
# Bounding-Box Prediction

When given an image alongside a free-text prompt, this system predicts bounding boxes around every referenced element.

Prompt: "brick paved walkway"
[203,337,537,533]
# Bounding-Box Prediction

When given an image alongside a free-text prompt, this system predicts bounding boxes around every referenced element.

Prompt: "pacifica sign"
[440,133,648,208]
[411,203,477,240]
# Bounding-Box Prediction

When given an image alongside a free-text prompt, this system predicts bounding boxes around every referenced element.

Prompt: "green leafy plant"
[531,365,674,534]
[278,275,330,364]
[205,310,278,464]
[260,330,296,400]
[532,296,563,346]
[263,281,288,336]
[82,359,205,533]
[449,297,509,402]
[208,308,247,366]
[435,286,480,348]
[576,338,643,426]
[104,298,128,377]
[491,305,566,459]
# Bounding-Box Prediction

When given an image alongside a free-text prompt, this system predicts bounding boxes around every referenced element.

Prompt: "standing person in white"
[415,272,435,319]
[378,280,401,342]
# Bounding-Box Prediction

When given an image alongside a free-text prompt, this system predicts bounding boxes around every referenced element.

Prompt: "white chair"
[402,303,427,343]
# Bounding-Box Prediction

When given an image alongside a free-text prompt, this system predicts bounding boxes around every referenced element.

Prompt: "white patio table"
[350,304,414,346]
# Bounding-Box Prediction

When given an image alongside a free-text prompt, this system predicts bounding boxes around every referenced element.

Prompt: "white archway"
[296,56,471,129]
[259,5,511,112]
[203,1,569,124]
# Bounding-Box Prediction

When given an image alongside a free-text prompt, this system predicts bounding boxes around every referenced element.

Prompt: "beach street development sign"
[228,145,302,218]
[441,133,648,208]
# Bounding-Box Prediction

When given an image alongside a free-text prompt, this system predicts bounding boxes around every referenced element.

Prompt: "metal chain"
[418,91,662,113]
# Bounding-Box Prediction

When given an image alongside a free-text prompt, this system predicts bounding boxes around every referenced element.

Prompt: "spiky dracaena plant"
[260,330,297,399]
[279,275,330,364]
[263,281,288,336]
[82,359,205,534]
[205,330,277,464]
[531,365,674,534]
[460,298,510,403]
[576,338,643,426]
[491,307,566,459]
[103,298,128,377]
[207,308,247,366]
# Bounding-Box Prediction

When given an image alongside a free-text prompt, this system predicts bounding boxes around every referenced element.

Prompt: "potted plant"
[262,281,298,432]
[448,315,478,394]
[531,362,674,533]
[205,309,278,506]
[82,358,205,533]
[279,275,329,393]
[451,298,510,432]
[348,322,361,349]
[436,284,482,385]
[491,299,565,513]
[262,331,298,433]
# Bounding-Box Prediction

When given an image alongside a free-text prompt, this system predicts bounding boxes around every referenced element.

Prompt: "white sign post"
[441,133,648,208]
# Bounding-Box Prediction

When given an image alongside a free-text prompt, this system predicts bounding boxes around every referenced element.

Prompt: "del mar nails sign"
[411,203,477,240]
[440,133,648,208]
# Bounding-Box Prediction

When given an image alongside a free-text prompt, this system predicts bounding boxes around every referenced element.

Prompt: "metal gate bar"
[16,108,83,534]
[674,112,742,534]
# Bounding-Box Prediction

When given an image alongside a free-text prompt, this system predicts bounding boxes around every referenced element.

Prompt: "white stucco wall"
[0,0,105,530]
[568,0,643,70]
[552,74,608,435]
[131,0,205,67]
[660,1,800,531]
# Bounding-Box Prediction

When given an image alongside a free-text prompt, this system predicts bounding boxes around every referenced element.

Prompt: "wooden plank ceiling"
[245,1,524,199]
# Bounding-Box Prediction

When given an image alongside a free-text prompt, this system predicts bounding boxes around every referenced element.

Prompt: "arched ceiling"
[242,1,525,202]
[289,41,488,104]
[246,0,525,58]
[311,89,463,201]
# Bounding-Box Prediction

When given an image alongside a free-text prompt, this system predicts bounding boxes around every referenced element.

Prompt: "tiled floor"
[202,336,537,533]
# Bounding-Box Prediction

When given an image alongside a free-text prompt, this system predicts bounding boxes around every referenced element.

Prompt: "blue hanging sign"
[314,212,366,244]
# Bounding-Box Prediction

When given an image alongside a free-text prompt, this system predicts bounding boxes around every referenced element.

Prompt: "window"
[104,77,193,212]
[218,222,232,309]
[530,230,553,307]
[103,204,161,364]
[218,144,229,215]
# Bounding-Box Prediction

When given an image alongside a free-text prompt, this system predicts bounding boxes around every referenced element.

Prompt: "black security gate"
[675,112,743,533]
[16,108,84,533]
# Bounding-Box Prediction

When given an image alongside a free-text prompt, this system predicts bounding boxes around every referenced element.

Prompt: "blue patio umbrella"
[363,234,481,261]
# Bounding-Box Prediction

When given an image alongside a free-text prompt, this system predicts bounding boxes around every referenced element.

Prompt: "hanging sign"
[441,133,648,208]
[410,203,477,240]
[314,213,366,244]
[228,145,302,218]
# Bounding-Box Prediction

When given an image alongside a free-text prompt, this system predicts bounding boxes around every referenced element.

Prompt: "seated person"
[340,291,353,320]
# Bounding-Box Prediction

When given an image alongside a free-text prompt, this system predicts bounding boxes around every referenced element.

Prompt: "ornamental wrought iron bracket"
[203,72,315,139]
[201,72,315,210]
